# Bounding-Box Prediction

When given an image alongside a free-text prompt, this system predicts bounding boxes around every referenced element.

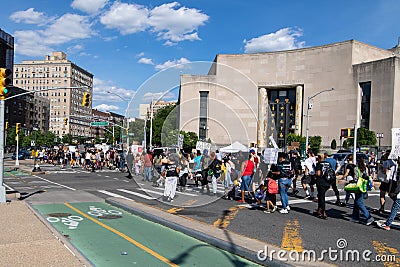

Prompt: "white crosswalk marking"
[97,190,131,200]
[117,189,157,200]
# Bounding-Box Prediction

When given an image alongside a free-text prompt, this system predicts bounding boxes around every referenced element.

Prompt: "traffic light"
[5,122,8,130]
[340,128,354,138]
[0,68,12,100]
[16,123,21,135]
[82,92,90,106]
[63,118,68,125]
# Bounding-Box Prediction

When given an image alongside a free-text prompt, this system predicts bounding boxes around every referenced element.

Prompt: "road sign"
[90,121,109,126]
[178,134,184,148]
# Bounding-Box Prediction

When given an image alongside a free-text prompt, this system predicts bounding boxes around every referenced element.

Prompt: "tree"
[62,133,73,144]
[181,131,198,152]
[357,127,377,146]
[151,104,177,146]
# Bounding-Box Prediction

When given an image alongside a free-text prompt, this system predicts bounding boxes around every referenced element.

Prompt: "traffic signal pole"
[0,99,6,202]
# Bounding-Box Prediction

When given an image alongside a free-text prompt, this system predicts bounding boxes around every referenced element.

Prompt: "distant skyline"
[2,0,400,116]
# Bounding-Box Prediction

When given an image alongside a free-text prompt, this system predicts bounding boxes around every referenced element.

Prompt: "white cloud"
[93,104,120,112]
[136,52,145,57]
[10,8,50,25]
[71,0,109,14]
[99,1,208,44]
[93,78,135,103]
[155,57,191,70]
[14,30,52,57]
[148,2,208,43]
[100,2,149,35]
[14,13,95,57]
[138,57,154,65]
[243,28,305,53]
[67,44,84,54]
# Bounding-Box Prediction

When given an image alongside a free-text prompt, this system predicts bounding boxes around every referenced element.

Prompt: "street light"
[106,91,130,149]
[305,88,335,152]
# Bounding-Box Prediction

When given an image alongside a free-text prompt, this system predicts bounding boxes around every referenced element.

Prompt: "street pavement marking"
[31,174,76,191]
[372,240,400,267]
[167,207,185,214]
[64,203,179,267]
[281,220,304,252]
[145,185,198,197]
[138,188,164,195]
[213,206,245,229]
[117,189,157,200]
[97,190,132,200]
[182,199,198,206]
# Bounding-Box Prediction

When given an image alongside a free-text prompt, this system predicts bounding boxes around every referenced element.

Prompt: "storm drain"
[47,213,72,217]
[97,215,123,219]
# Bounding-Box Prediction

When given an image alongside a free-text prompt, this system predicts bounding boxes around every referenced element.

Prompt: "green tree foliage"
[357,127,377,146]
[151,104,177,146]
[182,131,198,152]
[286,133,322,153]
[129,119,145,144]
[62,133,73,144]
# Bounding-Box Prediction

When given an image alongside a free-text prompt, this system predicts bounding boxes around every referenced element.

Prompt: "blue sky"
[2,0,400,117]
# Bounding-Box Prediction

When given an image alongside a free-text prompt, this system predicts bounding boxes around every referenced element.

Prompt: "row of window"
[15,73,67,78]
[16,79,68,85]
[15,66,68,72]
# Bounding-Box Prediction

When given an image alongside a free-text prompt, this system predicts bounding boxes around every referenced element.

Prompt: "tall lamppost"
[106,91,130,149]
[305,88,335,152]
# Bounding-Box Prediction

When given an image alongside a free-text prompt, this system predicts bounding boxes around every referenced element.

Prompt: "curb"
[25,201,93,267]
[106,198,293,267]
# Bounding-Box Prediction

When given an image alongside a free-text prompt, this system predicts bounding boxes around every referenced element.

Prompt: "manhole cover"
[98,215,122,219]
[47,213,72,217]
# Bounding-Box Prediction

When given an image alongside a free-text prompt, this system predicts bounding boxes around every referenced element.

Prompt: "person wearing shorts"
[238,154,255,203]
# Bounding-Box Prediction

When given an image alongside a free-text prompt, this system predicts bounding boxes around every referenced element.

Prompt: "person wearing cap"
[324,151,345,206]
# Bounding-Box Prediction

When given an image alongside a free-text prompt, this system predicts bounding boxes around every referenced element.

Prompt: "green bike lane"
[33,202,260,267]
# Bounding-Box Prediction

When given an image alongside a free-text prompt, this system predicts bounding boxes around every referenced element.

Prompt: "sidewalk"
[0,198,89,267]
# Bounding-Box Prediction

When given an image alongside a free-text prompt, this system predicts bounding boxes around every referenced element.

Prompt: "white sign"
[31,140,35,147]
[178,134,184,148]
[196,141,212,153]
[268,135,279,149]
[263,148,279,164]
[389,128,400,159]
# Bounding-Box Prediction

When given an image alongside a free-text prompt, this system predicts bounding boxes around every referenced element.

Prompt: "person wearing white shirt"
[301,150,316,199]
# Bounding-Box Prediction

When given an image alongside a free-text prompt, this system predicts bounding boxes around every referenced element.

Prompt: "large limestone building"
[179,40,400,148]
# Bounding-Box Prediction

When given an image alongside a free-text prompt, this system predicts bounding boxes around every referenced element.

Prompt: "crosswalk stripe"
[138,188,164,195]
[144,186,198,197]
[117,189,157,200]
[97,190,131,200]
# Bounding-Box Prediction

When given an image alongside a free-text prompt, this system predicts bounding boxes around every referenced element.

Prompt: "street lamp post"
[376,132,383,157]
[106,91,130,149]
[305,88,335,152]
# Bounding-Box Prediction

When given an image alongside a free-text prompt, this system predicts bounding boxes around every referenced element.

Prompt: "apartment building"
[13,52,93,137]
[139,100,177,120]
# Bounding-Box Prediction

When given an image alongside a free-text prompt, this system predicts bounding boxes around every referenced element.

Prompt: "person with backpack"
[350,158,375,225]
[313,154,333,219]
[275,152,293,214]
[263,169,279,213]
[208,151,222,196]
[324,151,345,206]
[343,155,356,206]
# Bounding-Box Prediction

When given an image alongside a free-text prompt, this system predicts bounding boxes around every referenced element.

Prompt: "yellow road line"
[182,199,198,206]
[213,206,244,229]
[372,240,400,267]
[64,203,179,267]
[167,207,184,214]
[281,220,304,252]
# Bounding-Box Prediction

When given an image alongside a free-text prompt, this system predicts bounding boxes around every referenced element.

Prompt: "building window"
[199,91,209,140]
[360,82,371,129]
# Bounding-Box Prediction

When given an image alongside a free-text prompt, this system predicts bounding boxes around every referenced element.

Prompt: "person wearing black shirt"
[208,151,222,196]
[162,153,181,202]
[313,154,331,219]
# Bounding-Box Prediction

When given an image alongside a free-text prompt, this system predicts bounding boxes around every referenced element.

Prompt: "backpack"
[322,162,336,183]
[267,179,279,194]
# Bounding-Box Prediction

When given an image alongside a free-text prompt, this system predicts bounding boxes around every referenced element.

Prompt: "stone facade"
[179,40,398,148]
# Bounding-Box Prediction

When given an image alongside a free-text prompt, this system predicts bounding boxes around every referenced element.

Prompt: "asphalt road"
[4,159,400,267]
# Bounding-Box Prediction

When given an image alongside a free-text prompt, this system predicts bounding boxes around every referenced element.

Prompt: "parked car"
[333,152,369,175]
[11,149,31,160]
